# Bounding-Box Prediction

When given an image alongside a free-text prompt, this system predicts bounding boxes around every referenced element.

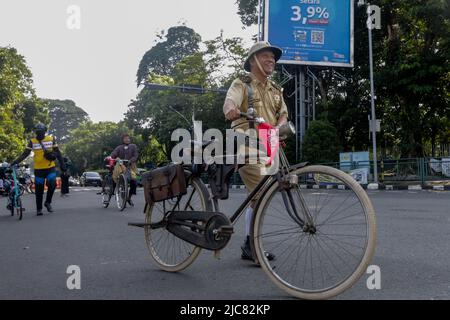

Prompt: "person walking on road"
[11,123,66,216]
[60,157,72,197]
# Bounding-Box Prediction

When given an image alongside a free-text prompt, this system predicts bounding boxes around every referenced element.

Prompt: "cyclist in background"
[110,133,139,206]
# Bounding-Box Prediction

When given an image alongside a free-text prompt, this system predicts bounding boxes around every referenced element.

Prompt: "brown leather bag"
[143,164,187,203]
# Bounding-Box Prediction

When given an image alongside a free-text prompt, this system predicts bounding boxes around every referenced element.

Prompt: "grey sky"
[0,0,256,122]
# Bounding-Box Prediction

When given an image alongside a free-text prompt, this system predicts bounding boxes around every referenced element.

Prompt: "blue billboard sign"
[264,0,354,67]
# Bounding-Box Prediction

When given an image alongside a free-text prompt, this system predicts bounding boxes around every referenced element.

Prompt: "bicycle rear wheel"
[101,175,113,208]
[144,176,212,272]
[253,165,376,300]
[115,174,128,211]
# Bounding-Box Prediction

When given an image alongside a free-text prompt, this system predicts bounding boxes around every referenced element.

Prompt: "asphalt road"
[0,187,449,300]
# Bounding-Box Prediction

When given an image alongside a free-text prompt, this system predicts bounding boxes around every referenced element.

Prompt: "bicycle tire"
[115,174,128,211]
[17,197,23,220]
[9,196,14,216]
[253,165,376,300]
[101,175,113,208]
[144,176,212,272]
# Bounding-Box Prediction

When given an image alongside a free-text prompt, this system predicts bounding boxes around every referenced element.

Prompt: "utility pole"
[358,0,381,184]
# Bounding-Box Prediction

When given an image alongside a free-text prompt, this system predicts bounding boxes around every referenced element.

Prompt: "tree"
[0,106,25,161]
[62,121,164,174]
[136,26,202,85]
[302,120,341,164]
[0,46,48,160]
[17,98,50,134]
[376,0,450,158]
[237,1,450,158]
[0,47,34,107]
[46,99,89,143]
[127,29,248,160]
[236,0,259,27]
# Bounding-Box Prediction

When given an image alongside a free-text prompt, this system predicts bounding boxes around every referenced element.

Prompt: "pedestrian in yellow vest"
[12,123,66,216]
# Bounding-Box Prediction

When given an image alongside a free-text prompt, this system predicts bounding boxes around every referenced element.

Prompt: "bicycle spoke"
[255,165,376,298]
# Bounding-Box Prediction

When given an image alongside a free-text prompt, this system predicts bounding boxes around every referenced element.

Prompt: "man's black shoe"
[241,236,275,262]
[37,210,43,216]
[241,239,253,261]
[127,199,134,207]
[44,202,53,212]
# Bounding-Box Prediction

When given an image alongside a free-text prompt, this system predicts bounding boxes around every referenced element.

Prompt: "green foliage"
[46,99,90,143]
[302,120,341,164]
[236,1,450,158]
[236,0,259,27]
[0,105,25,161]
[204,33,248,86]
[62,121,165,174]
[127,29,248,161]
[136,26,202,85]
[0,46,49,160]
[0,47,34,106]
[17,98,50,134]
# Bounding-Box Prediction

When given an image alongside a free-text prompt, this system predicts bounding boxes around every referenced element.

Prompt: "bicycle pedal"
[217,226,234,235]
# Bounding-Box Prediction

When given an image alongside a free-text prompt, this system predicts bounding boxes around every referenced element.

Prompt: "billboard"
[264,0,354,67]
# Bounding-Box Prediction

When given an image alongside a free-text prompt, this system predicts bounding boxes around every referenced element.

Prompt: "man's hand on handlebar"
[225,108,241,121]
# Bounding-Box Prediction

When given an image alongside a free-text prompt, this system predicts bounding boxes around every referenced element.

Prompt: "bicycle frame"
[9,166,21,209]
[115,159,132,180]
[225,148,312,229]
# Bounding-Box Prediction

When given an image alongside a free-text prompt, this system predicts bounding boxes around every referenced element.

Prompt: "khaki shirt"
[224,73,288,131]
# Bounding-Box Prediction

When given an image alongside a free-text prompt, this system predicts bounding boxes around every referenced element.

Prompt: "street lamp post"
[359,0,381,184]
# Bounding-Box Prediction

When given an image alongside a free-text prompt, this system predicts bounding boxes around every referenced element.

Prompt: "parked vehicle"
[80,172,102,187]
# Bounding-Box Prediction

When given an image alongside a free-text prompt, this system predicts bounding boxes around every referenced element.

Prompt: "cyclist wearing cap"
[12,123,66,216]
[110,133,139,206]
[223,41,289,261]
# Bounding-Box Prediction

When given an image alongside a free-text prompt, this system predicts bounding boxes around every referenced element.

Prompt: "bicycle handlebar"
[239,110,265,124]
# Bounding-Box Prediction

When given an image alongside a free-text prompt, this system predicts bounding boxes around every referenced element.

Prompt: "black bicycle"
[100,158,132,211]
[130,113,376,300]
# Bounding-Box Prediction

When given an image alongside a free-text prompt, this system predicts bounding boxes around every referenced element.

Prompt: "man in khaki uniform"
[223,41,289,261]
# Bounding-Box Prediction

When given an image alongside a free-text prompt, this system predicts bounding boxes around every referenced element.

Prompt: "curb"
[228,184,450,191]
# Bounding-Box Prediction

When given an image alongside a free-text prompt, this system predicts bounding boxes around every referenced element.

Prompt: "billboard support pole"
[258,0,265,41]
[368,20,378,183]
[293,66,313,162]
[361,1,382,183]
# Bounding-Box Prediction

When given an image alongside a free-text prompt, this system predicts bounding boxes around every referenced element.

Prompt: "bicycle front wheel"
[9,197,14,216]
[101,175,113,208]
[253,165,376,300]
[115,174,128,211]
[144,176,212,272]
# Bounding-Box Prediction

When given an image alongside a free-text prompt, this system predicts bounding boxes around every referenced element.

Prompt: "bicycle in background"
[5,165,24,220]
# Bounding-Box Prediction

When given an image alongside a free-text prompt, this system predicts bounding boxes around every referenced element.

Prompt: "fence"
[225,158,450,187]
